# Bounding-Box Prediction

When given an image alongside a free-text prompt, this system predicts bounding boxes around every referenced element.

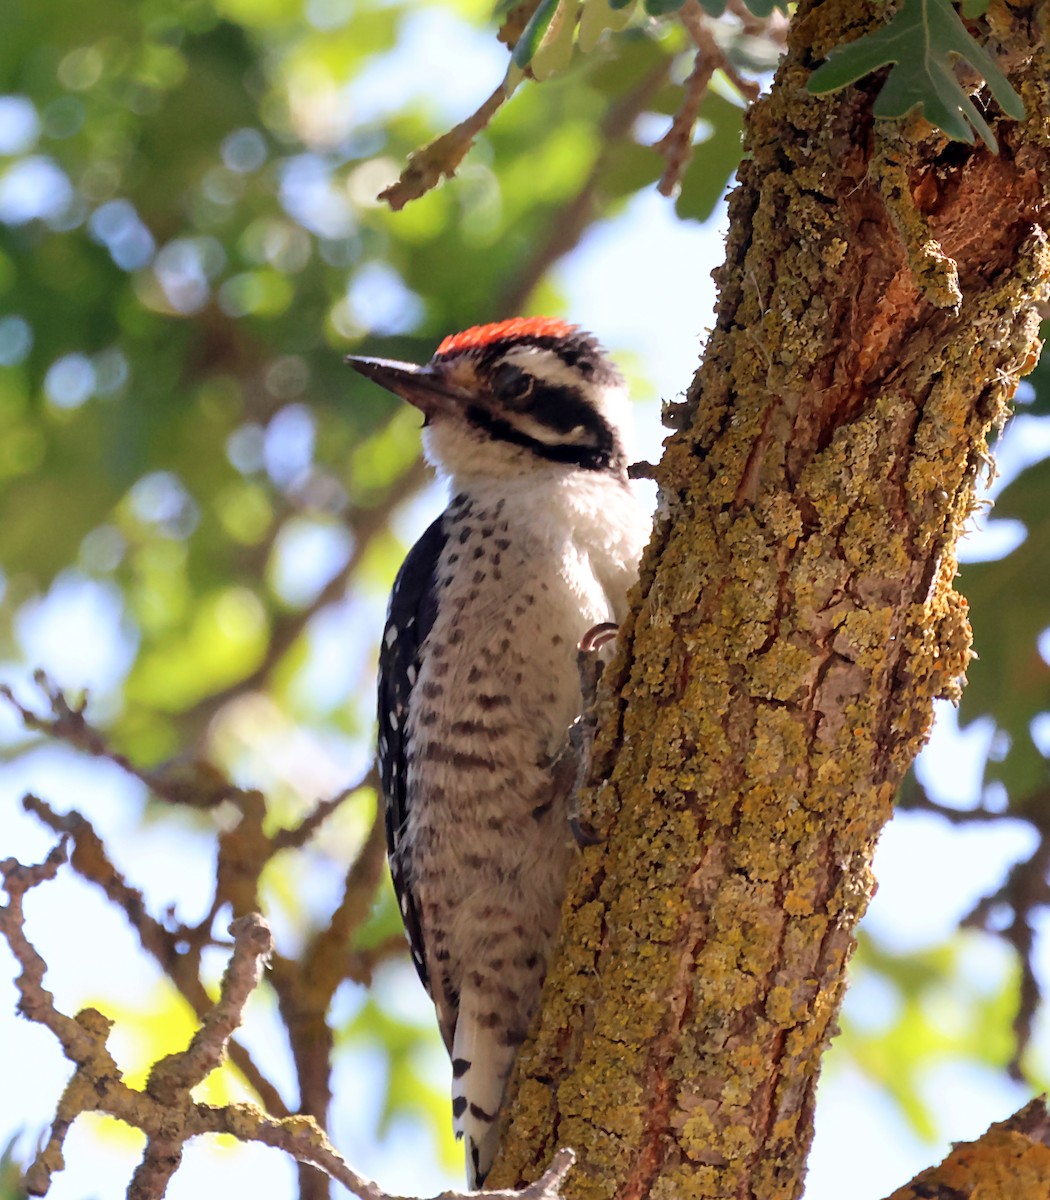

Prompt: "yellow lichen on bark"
[491,0,1050,1197]
[887,1100,1050,1200]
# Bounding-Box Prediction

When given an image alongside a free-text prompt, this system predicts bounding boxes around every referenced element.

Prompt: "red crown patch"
[435,317,578,358]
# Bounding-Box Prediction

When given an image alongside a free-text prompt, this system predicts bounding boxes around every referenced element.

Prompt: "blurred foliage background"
[1,0,1048,1196]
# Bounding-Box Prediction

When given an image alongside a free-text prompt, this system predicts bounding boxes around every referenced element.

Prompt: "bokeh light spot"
[44,353,95,409]
[221,128,268,173]
[0,95,40,154]
[0,315,32,366]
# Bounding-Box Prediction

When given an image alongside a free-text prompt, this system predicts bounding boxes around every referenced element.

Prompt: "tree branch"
[883,1099,1050,1200]
[655,3,760,198]
[7,678,404,1183]
[1,848,577,1200]
[20,792,290,1117]
[896,773,1017,824]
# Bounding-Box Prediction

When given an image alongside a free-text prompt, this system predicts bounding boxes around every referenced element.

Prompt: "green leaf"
[960,0,990,13]
[695,0,727,13]
[674,90,746,222]
[958,449,1050,799]
[740,0,788,15]
[642,0,685,14]
[532,0,581,79]
[578,0,636,52]
[807,0,1025,151]
[512,0,561,68]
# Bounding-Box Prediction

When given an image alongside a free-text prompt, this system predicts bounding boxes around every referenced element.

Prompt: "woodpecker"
[347,317,649,1187]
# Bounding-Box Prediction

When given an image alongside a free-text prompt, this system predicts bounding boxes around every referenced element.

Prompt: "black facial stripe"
[465,403,620,472]
[524,382,602,437]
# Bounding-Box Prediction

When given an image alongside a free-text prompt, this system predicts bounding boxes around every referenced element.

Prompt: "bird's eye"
[493,364,534,406]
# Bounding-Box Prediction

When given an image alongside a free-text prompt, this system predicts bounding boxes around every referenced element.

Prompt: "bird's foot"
[542,623,620,846]
[568,622,620,846]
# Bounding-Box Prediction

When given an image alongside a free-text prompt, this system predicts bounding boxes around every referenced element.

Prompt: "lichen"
[491,0,1050,1194]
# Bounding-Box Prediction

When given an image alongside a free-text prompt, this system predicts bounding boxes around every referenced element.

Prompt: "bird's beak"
[345,355,464,419]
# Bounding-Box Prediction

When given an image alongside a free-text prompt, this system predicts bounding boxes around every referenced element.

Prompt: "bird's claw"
[569,812,603,847]
[565,622,621,847]
[579,621,619,658]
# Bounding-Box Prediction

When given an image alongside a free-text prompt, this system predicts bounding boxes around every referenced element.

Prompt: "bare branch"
[9,679,388,1131]
[380,77,520,212]
[962,836,1050,1080]
[681,2,761,104]
[345,931,410,987]
[655,3,759,198]
[724,0,789,45]
[146,913,272,1103]
[897,778,1050,1078]
[0,676,237,809]
[1,839,75,1039]
[268,801,390,1139]
[21,793,289,1117]
[2,847,579,1200]
[273,767,378,852]
[654,27,717,198]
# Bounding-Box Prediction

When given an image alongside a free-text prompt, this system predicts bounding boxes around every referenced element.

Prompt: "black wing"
[378,513,448,991]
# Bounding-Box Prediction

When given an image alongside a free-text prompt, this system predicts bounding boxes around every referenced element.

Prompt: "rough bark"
[488,0,1050,1197]
[885,1099,1050,1200]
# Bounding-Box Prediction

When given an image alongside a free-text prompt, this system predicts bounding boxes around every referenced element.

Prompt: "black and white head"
[346,318,634,483]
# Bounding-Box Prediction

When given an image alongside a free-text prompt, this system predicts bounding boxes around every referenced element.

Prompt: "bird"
[347,317,649,1187]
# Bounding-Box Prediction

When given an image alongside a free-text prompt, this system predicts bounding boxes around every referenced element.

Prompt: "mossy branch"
[885,1099,1050,1200]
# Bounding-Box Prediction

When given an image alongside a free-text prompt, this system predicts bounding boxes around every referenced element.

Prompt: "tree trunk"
[489,0,1050,1196]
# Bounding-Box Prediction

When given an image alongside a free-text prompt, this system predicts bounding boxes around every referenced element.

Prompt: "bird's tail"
[451,994,520,1188]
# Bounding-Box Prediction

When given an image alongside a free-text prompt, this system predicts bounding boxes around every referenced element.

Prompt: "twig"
[273,767,378,852]
[654,16,718,196]
[380,77,520,212]
[345,931,411,987]
[0,674,238,809]
[2,848,578,1200]
[681,2,761,103]
[724,0,789,45]
[654,2,760,197]
[962,837,1050,1080]
[269,802,390,1131]
[146,913,273,1103]
[21,793,289,1117]
[241,1121,576,1200]
[1,839,73,1036]
[305,802,389,987]
[896,774,1020,824]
